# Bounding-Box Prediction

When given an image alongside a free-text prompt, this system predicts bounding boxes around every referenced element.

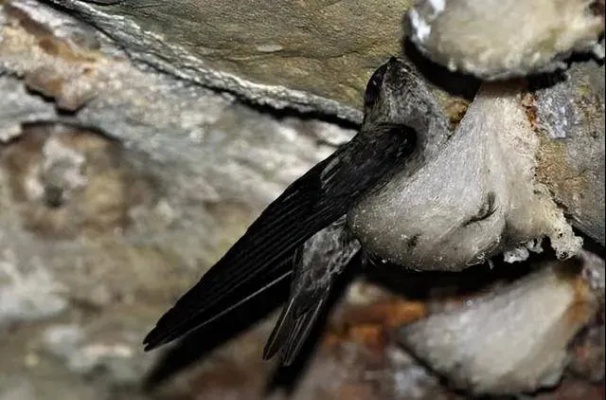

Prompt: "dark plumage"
[262,217,361,364]
[143,57,438,365]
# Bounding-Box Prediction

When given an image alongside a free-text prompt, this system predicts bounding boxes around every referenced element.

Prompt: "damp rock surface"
[0,1,604,400]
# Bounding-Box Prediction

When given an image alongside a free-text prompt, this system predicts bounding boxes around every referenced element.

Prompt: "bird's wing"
[143,124,416,351]
[143,155,339,350]
[263,219,361,365]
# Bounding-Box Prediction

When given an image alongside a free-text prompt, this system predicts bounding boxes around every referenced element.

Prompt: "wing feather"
[144,125,415,351]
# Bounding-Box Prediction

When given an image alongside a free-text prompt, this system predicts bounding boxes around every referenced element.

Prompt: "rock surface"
[398,253,604,395]
[533,60,606,246]
[350,81,585,270]
[39,0,417,122]
[0,3,357,398]
[405,0,605,79]
[0,1,604,400]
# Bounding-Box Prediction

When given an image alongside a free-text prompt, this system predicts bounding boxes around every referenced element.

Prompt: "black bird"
[262,216,361,365]
[143,57,447,365]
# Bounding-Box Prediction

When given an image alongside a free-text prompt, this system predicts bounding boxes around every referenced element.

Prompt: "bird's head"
[362,57,444,135]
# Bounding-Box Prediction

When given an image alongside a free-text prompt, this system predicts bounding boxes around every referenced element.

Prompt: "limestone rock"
[0,3,359,398]
[349,81,583,271]
[0,1,604,399]
[405,0,605,79]
[0,248,67,329]
[398,253,604,395]
[39,0,419,121]
[533,61,606,246]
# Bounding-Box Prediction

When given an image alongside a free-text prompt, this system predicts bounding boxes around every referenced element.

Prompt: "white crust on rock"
[406,0,605,79]
[349,83,582,271]
[398,256,602,394]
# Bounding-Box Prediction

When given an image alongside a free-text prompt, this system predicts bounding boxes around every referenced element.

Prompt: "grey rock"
[388,347,458,400]
[398,254,604,395]
[42,323,154,385]
[569,323,605,383]
[0,249,67,329]
[534,61,606,246]
[0,374,101,400]
[0,78,56,143]
[39,0,418,122]
[579,250,606,297]
[0,380,36,400]
[0,3,362,398]
[43,325,86,363]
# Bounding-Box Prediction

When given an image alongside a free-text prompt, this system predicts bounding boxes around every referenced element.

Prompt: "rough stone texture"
[405,0,605,79]
[533,60,606,246]
[0,1,605,400]
[0,3,361,399]
[349,81,583,270]
[0,246,68,328]
[0,3,478,400]
[398,253,604,395]
[37,0,419,122]
[33,0,495,126]
[146,290,460,400]
[566,251,605,384]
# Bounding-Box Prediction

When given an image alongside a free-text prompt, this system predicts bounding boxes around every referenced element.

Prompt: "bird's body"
[263,217,361,364]
[143,57,449,365]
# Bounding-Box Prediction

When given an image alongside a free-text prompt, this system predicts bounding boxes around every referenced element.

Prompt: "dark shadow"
[142,244,577,395]
[144,252,364,394]
[573,228,605,260]
[142,277,290,390]
[526,69,570,91]
[528,45,605,91]
[365,253,538,301]
[401,37,481,101]
[264,251,364,395]
[235,98,362,131]
[402,18,604,95]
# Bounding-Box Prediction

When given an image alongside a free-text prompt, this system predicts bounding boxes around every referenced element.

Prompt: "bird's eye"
[364,63,389,109]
